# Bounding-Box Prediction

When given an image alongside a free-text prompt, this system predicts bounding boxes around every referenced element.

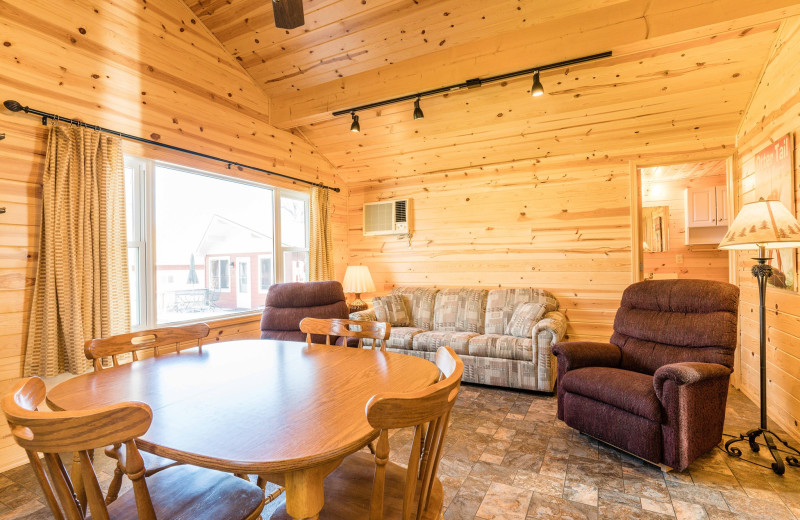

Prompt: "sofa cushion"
[412,331,479,355]
[468,334,533,361]
[505,302,547,338]
[382,327,426,350]
[372,294,411,326]
[433,289,488,333]
[485,288,559,335]
[562,367,662,422]
[390,288,439,329]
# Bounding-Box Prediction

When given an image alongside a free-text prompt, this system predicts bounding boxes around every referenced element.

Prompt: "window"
[280,193,310,283]
[258,255,273,292]
[209,257,231,291]
[125,157,310,329]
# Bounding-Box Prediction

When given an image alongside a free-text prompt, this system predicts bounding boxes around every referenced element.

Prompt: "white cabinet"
[685,185,728,244]
[715,185,728,226]
[687,187,717,227]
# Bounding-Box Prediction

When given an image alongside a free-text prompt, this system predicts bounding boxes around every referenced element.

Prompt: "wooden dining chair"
[269,345,464,520]
[300,317,391,351]
[83,323,211,504]
[2,377,265,520]
[84,323,211,370]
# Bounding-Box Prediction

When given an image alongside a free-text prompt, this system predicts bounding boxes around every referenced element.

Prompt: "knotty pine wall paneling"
[0,0,347,470]
[347,154,738,344]
[734,17,800,443]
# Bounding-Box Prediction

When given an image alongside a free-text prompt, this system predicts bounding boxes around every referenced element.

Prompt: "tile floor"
[1,383,799,519]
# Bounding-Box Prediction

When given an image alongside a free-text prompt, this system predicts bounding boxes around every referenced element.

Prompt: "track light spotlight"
[350,112,360,133]
[531,70,544,97]
[413,97,424,120]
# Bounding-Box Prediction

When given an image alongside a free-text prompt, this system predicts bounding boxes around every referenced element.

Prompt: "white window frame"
[258,254,274,294]
[276,190,311,283]
[124,156,310,330]
[126,158,149,329]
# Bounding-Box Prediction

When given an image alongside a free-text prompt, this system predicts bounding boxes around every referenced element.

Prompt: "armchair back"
[260,281,349,343]
[610,279,739,375]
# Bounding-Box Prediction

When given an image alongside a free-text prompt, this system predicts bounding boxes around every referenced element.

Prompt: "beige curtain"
[309,186,334,281]
[24,125,130,376]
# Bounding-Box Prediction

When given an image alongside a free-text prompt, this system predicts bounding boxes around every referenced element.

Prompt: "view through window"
[125,158,310,328]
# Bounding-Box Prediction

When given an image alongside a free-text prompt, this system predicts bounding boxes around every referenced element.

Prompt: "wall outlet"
[676,254,684,265]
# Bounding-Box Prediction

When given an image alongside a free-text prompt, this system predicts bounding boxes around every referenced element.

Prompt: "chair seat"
[561,367,662,422]
[101,465,264,520]
[268,452,443,520]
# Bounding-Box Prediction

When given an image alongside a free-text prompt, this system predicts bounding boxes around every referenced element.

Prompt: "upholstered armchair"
[553,279,739,470]
[260,281,349,344]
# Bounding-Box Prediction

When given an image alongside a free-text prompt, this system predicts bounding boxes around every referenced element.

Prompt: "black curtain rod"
[332,51,613,117]
[2,100,340,193]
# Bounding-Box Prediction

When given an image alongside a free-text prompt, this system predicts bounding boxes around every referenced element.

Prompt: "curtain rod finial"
[3,100,23,112]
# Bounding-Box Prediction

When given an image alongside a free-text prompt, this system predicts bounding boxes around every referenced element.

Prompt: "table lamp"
[342,265,375,313]
[718,198,800,475]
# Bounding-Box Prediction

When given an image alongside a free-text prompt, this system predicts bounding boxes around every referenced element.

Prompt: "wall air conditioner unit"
[363,199,410,236]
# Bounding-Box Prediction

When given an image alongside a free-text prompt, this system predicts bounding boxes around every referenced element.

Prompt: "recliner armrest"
[552,341,621,372]
[653,362,732,401]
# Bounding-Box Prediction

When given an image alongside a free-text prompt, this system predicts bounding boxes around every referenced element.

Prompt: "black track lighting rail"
[331,51,612,117]
[2,99,340,192]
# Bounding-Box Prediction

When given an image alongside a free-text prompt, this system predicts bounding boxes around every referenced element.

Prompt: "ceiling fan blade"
[273,0,304,29]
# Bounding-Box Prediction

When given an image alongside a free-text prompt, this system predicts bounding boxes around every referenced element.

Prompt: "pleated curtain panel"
[309,186,335,281]
[24,125,130,377]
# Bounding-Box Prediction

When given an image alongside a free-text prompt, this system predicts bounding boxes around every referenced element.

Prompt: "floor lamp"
[719,198,800,475]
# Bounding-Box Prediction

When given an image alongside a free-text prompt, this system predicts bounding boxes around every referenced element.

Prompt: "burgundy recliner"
[553,279,739,470]
[260,281,349,344]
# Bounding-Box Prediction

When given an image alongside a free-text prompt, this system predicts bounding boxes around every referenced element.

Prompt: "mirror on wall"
[642,206,669,253]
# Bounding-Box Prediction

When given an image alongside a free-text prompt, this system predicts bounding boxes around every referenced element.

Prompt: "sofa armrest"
[349,309,377,321]
[653,362,732,401]
[529,311,568,392]
[552,341,622,372]
[532,311,567,353]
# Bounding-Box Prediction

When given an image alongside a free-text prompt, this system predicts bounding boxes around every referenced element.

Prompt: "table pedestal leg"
[283,460,341,520]
[285,466,324,520]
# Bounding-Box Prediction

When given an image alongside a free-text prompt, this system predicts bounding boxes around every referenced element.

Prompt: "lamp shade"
[719,199,800,250]
[342,265,376,293]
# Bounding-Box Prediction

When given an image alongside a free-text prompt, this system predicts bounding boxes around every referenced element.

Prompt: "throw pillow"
[505,302,547,338]
[372,294,411,327]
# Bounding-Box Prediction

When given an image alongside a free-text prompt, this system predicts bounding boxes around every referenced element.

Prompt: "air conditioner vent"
[363,199,411,236]
[395,199,407,223]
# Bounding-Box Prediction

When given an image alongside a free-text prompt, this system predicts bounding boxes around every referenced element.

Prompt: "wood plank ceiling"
[184,0,800,184]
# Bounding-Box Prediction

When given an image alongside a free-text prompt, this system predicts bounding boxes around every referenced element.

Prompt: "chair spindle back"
[84,323,210,370]
[366,346,463,520]
[299,318,391,351]
[1,377,155,520]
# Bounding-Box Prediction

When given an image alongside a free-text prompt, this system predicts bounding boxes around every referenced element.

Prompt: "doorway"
[635,160,732,283]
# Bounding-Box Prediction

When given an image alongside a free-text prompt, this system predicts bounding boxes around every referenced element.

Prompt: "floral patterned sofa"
[350,287,567,392]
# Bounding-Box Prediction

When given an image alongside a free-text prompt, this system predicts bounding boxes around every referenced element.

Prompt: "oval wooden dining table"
[46,339,441,520]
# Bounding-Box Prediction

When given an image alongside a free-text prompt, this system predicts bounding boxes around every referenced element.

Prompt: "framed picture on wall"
[754,133,796,291]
